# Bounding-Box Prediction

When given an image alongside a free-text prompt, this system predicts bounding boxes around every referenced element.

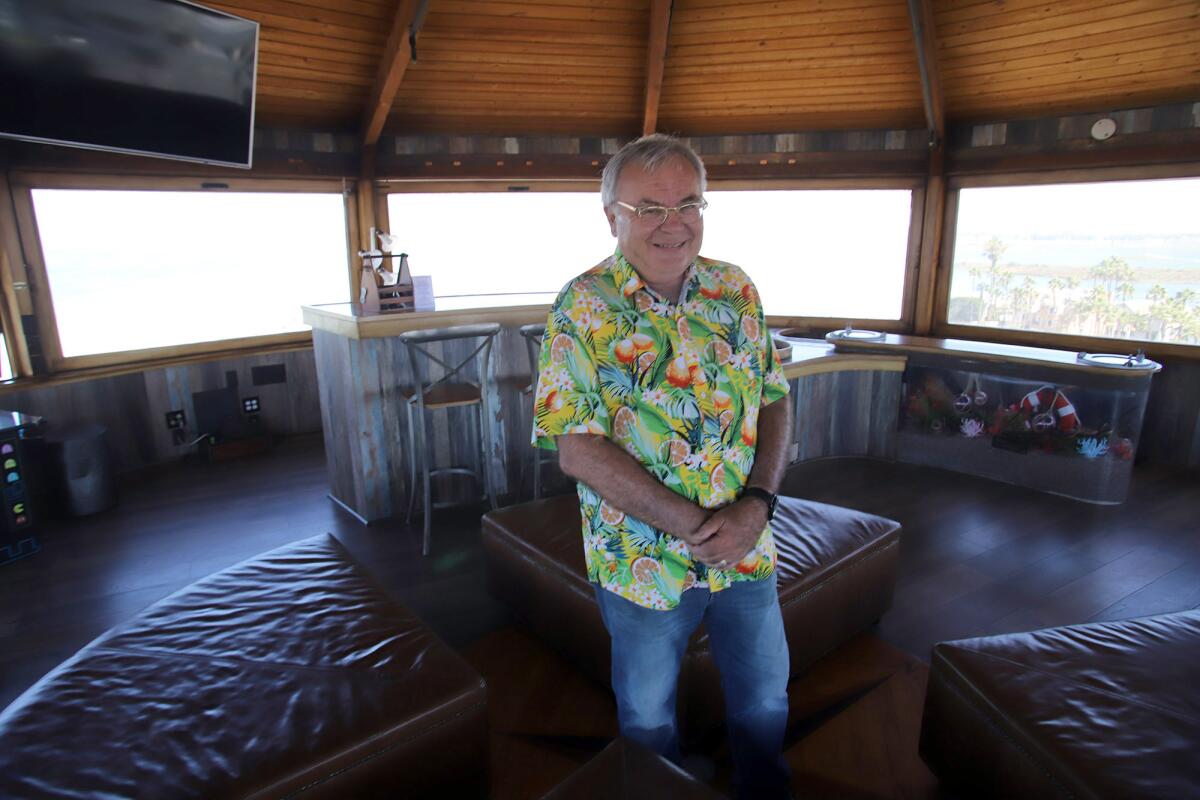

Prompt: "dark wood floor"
[1,434,1196,797]
[778,455,1200,660]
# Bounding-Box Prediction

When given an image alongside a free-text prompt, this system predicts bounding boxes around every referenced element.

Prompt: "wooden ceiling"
[219,0,1200,139]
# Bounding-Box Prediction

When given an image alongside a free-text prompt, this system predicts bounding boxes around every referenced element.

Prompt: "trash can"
[45,423,117,517]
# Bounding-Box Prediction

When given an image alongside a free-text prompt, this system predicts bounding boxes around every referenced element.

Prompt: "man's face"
[605,155,704,292]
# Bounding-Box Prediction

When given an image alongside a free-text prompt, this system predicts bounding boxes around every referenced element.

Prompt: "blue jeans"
[594,575,791,799]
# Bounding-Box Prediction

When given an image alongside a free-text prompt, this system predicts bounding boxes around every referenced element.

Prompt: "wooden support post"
[0,170,34,376]
[350,146,380,307]
[913,149,945,336]
[641,0,672,136]
[907,0,946,336]
[358,145,378,253]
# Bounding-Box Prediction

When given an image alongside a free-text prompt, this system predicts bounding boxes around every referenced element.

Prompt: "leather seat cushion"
[0,534,487,799]
[482,493,900,736]
[920,610,1200,799]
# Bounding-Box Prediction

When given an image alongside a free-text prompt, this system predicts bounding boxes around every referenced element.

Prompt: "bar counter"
[305,300,1161,521]
[301,301,907,380]
[302,300,906,523]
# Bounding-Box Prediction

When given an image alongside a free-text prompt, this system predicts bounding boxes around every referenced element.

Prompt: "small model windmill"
[358,228,414,314]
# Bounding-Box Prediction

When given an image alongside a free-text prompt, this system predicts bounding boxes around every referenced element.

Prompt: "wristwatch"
[741,486,778,520]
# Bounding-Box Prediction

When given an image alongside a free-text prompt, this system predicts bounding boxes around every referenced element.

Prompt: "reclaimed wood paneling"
[374,129,930,180]
[0,349,321,473]
[791,369,901,462]
[312,324,529,523]
[1140,357,1200,469]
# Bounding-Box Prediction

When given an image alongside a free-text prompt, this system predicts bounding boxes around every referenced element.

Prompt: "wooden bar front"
[303,302,907,523]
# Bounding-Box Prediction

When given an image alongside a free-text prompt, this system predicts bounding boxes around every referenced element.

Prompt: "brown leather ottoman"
[920,610,1200,799]
[540,737,725,799]
[482,494,900,736]
[0,534,487,798]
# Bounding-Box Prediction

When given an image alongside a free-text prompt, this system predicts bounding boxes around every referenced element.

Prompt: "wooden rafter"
[362,0,422,147]
[641,0,673,136]
[906,0,944,144]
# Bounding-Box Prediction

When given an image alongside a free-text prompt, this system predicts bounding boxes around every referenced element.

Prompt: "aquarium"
[897,363,1155,503]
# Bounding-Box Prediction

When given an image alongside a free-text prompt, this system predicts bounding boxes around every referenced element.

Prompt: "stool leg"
[420,405,432,556]
[478,403,498,511]
[405,401,418,524]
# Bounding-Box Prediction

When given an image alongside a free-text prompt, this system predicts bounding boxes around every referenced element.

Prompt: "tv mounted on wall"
[0,0,258,169]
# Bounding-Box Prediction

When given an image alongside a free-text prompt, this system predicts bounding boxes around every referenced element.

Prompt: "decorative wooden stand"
[358,251,414,315]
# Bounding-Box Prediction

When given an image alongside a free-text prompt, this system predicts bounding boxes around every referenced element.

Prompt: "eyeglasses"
[615,198,708,226]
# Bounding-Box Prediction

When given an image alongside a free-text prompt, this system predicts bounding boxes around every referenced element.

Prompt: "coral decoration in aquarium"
[901,367,1137,460]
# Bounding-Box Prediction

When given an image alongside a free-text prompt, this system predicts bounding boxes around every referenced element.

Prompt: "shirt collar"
[610,249,699,305]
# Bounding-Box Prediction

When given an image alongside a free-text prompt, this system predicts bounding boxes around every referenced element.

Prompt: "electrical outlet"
[242,396,260,414]
[165,410,186,429]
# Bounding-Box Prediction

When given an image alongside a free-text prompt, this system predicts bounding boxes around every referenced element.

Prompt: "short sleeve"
[759,307,790,407]
[530,284,610,451]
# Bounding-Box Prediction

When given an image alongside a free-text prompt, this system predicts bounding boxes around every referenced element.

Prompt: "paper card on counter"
[412,275,435,311]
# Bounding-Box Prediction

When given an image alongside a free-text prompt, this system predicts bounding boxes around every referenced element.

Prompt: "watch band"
[741,486,778,520]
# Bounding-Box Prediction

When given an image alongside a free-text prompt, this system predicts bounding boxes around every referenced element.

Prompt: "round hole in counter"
[1076,352,1161,371]
[825,327,885,342]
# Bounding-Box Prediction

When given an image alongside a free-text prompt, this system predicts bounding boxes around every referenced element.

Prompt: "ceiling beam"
[906,0,945,145]
[641,0,673,136]
[362,0,422,147]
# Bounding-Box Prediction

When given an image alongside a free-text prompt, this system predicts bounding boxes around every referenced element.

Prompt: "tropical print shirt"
[531,250,790,610]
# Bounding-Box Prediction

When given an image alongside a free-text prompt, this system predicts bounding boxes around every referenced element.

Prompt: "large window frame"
[382,176,927,334]
[934,163,1200,359]
[8,172,359,373]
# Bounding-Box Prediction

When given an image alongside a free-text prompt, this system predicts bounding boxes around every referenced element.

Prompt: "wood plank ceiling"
[935,0,1200,121]
[216,0,1200,139]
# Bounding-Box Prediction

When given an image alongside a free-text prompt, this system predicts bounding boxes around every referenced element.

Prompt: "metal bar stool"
[519,322,557,499]
[399,323,501,555]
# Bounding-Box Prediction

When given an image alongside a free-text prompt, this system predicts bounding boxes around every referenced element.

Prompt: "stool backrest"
[518,323,546,387]
[398,323,502,403]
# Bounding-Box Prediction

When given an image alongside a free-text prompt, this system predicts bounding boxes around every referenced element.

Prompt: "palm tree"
[1048,277,1066,312]
[978,236,1010,323]
[1089,256,1135,307]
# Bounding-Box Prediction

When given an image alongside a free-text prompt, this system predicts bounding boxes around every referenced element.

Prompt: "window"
[386,190,613,305]
[703,189,914,320]
[387,185,915,320]
[947,177,1200,347]
[30,188,350,359]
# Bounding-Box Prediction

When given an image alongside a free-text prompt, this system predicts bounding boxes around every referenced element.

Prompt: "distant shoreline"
[954,261,1198,284]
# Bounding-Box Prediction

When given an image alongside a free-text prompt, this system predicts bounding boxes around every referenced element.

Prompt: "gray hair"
[600,133,707,209]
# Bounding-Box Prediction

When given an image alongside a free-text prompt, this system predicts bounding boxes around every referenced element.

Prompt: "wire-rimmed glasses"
[615,198,708,226]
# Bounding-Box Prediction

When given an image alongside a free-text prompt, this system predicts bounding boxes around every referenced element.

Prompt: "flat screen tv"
[0,0,258,168]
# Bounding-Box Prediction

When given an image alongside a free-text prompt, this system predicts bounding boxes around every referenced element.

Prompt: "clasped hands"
[679,497,768,570]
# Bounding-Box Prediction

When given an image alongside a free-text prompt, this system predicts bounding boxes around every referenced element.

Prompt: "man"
[531,133,793,798]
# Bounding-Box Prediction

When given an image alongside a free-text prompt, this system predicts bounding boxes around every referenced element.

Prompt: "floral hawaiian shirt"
[531,249,790,610]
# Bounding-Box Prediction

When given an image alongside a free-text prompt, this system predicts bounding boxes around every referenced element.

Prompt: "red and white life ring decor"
[1019,386,1081,432]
